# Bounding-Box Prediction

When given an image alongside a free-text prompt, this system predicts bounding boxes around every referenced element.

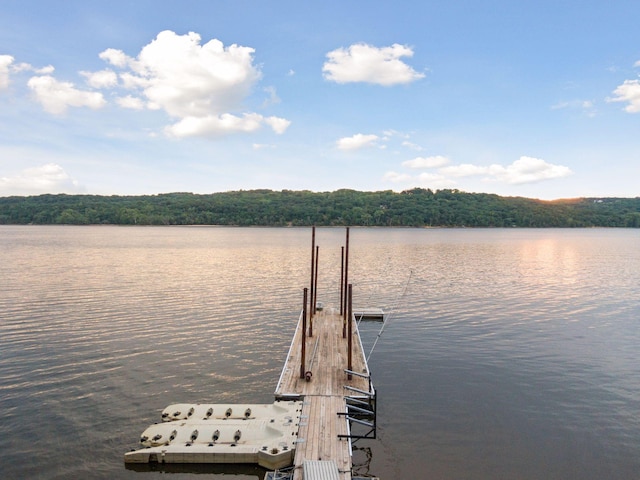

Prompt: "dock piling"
[342,227,349,338]
[301,288,307,380]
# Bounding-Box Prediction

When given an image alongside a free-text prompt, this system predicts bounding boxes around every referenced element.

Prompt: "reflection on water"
[0,226,639,479]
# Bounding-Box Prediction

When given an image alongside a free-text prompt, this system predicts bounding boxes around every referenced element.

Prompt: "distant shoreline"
[1,189,639,228]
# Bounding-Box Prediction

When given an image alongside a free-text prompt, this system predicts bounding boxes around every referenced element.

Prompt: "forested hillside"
[1,189,639,227]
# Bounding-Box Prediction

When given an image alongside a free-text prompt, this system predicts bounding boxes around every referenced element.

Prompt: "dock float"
[353,307,385,321]
[124,227,381,480]
[123,401,302,469]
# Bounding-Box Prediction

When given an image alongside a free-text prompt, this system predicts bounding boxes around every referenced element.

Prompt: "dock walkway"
[275,307,375,480]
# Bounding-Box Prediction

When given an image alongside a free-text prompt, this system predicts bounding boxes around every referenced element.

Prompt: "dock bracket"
[338,388,377,440]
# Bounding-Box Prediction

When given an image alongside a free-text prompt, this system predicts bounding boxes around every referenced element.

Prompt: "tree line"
[1,189,639,227]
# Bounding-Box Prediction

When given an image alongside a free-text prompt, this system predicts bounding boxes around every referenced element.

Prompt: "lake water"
[1,226,639,479]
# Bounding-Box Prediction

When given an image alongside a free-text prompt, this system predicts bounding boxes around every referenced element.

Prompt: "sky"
[1,0,639,200]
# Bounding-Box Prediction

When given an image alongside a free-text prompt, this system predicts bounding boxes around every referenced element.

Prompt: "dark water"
[1,226,639,479]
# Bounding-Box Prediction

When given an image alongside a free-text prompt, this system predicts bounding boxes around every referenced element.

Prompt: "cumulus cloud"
[99,30,290,138]
[608,79,640,113]
[99,48,130,68]
[440,156,572,184]
[385,155,572,188]
[133,31,260,117]
[488,156,573,184]
[0,55,14,89]
[4,31,289,138]
[439,156,573,185]
[401,141,423,151]
[34,64,55,75]
[263,116,291,134]
[402,155,450,169]
[323,43,425,86]
[165,113,290,138]
[1,56,52,89]
[116,95,145,110]
[337,133,379,151]
[0,163,83,196]
[27,75,106,114]
[81,69,118,89]
[440,163,491,177]
[2,56,59,90]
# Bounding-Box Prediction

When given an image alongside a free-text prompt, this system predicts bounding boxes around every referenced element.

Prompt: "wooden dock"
[275,305,376,480]
[124,227,380,480]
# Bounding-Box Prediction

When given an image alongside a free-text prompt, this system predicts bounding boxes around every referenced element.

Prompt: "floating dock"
[123,401,302,470]
[125,227,380,480]
[274,305,376,480]
[353,307,385,321]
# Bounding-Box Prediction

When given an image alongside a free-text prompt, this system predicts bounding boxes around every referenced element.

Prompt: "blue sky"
[1,0,639,199]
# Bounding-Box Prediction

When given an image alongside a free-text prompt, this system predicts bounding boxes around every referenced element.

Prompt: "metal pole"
[343,227,349,338]
[301,288,307,379]
[311,245,319,337]
[309,226,315,321]
[339,246,344,316]
[347,283,353,379]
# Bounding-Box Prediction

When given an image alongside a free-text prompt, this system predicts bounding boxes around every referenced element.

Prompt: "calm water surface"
[1,226,639,479]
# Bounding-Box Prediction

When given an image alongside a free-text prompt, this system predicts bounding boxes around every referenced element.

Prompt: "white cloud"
[386,156,572,189]
[441,157,572,184]
[141,31,260,117]
[99,48,130,68]
[119,71,149,90]
[488,156,573,184]
[608,79,640,113]
[440,163,490,177]
[164,112,290,138]
[323,43,425,86]
[0,163,83,196]
[98,30,290,138]
[336,133,379,151]
[27,75,106,114]
[263,116,291,134]
[116,95,145,110]
[0,55,14,89]
[1,57,57,90]
[383,171,412,183]
[5,31,290,138]
[401,141,423,151]
[81,69,118,88]
[402,155,450,169]
[34,65,55,75]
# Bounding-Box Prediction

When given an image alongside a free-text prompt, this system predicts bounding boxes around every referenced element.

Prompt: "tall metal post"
[342,227,350,338]
[347,283,353,379]
[339,246,344,316]
[311,245,319,337]
[301,288,307,379]
[309,226,315,321]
